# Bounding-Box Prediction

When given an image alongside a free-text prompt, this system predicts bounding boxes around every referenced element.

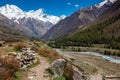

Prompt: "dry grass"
[63,63,74,80]
[38,48,60,60]
[0,53,20,80]
[14,42,27,51]
[31,45,39,52]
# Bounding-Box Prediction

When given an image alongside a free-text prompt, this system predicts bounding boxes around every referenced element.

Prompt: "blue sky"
[0,0,103,16]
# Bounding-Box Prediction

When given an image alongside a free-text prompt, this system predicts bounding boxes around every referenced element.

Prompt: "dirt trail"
[26,55,51,80]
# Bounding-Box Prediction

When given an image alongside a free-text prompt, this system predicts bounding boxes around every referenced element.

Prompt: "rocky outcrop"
[16,48,37,69]
[73,66,89,80]
[17,18,53,37]
[51,58,90,80]
[51,59,67,77]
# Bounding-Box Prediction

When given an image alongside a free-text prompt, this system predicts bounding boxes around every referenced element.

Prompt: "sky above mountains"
[0,0,103,16]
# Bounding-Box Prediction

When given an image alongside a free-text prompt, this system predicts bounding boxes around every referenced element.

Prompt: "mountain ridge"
[0,4,66,38]
[54,0,120,48]
[43,0,117,40]
[0,4,66,24]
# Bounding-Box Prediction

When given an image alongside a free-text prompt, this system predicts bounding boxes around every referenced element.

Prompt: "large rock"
[51,59,67,77]
[73,66,89,80]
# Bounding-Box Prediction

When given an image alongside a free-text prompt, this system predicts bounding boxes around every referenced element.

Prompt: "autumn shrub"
[104,50,112,55]
[53,77,66,80]
[0,54,20,80]
[38,48,60,60]
[31,45,39,52]
[14,42,26,51]
[63,63,74,80]
[117,52,120,57]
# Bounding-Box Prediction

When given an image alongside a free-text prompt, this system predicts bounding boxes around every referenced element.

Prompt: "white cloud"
[67,2,71,5]
[74,4,79,7]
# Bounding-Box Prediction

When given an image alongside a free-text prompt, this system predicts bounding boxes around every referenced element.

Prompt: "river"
[55,49,120,64]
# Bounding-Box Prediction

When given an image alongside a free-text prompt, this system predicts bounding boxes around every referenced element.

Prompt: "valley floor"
[55,49,120,79]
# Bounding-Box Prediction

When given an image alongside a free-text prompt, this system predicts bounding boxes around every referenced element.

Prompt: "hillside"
[43,0,116,40]
[0,24,27,41]
[53,0,120,49]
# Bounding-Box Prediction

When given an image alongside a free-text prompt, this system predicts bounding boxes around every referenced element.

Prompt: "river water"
[56,49,120,64]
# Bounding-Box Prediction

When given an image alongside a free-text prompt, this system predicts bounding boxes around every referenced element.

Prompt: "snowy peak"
[95,0,117,8]
[0,4,66,24]
[4,4,23,13]
[0,4,24,20]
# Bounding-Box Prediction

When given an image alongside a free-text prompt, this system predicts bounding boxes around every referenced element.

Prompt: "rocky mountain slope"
[0,23,26,42]
[0,4,66,38]
[54,0,120,48]
[43,0,117,40]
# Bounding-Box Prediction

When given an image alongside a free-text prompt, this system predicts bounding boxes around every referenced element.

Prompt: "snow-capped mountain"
[0,4,66,24]
[0,4,66,38]
[95,0,117,8]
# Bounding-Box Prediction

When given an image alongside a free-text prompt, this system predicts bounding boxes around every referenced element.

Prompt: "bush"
[117,52,120,57]
[104,50,111,55]
[31,45,38,52]
[0,44,2,47]
[53,77,66,80]
[46,67,54,75]
[0,54,20,80]
[14,42,26,51]
[38,48,60,60]
[113,51,117,56]
[63,64,74,80]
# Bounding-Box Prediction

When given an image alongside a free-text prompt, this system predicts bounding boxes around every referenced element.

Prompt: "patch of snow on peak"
[60,15,67,19]
[95,0,117,8]
[0,4,66,24]
[109,0,117,3]
[0,4,24,20]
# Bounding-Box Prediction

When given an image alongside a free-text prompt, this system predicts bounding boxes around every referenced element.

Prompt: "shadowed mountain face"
[15,18,53,37]
[0,13,53,38]
[43,0,115,40]
[0,14,23,31]
[71,0,120,39]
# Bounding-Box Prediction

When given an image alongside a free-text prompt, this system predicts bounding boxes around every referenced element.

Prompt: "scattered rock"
[28,76,34,80]
[51,59,67,77]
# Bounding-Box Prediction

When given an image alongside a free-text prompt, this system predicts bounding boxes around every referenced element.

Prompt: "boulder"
[51,59,67,77]
[73,66,88,80]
